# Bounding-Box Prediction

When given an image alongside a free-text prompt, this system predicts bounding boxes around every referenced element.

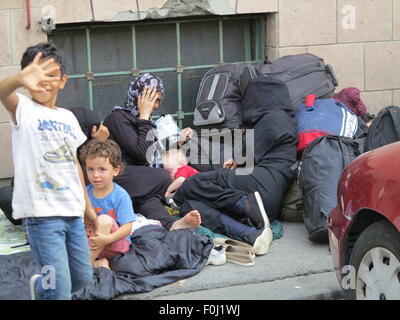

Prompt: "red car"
[328,141,400,300]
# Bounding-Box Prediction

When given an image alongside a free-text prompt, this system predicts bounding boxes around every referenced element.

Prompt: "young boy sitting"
[0,42,96,300]
[162,148,200,198]
[79,139,137,270]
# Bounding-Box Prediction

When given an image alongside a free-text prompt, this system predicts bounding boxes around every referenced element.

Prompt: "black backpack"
[299,135,360,242]
[253,53,338,108]
[364,106,400,152]
[193,63,255,131]
[191,63,254,171]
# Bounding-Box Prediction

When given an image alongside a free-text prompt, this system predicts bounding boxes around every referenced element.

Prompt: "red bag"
[334,87,367,116]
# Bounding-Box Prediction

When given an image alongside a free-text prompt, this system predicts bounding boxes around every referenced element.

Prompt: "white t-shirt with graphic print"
[10,93,87,219]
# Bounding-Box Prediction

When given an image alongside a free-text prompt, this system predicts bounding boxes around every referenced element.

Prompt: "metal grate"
[223,19,248,62]
[182,68,209,112]
[51,29,87,75]
[50,16,265,126]
[57,78,89,109]
[90,26,132,73]
[181,21,220,66]
[92,74,132,120]
[136,24,177,70]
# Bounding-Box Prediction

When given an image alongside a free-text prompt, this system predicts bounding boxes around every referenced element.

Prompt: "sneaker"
[206,246,226,266]
[247,227,273,256]
[29,274,42,300]
[242,192,270,229]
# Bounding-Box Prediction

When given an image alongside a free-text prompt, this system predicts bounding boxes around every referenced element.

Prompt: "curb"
[118,272,344,300]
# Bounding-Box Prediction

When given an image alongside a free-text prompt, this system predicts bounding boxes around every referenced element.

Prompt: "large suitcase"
[254,53,338,108]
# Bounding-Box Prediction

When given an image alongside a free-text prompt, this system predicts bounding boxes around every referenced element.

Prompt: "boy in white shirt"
[0,42,97,300]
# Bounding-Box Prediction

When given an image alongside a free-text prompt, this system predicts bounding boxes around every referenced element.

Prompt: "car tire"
[345,220,400,300]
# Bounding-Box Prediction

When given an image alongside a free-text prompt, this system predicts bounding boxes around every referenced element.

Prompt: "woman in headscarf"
[103,73,200,231]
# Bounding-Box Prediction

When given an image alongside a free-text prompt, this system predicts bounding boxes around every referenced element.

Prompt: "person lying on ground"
[173,77,298,256]
[162,148,200,199]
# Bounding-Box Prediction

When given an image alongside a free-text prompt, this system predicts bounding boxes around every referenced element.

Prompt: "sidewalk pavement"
[117,221,343,300]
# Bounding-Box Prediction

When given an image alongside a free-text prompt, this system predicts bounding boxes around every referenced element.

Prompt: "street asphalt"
[117,221,343,300]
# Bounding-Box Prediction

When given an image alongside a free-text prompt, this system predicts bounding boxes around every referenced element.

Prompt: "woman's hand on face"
[91,123,109,141]
[138,86,158,120]
[178,127,193,146]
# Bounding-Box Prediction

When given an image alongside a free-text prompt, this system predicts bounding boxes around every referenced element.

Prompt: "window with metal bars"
[50,15,265,128]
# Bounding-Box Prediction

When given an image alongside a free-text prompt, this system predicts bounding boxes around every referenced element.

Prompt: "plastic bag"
[155,114,180,142]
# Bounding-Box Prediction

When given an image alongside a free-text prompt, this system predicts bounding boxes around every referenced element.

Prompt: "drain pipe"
[26,0,31,29]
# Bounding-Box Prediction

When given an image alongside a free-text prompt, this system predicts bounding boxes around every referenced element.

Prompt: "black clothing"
[104,109,156,166]
[70,107,102,185]
[0,185,21,225]
[175,77,298,224]
[104,109,175,229]
[114,166,174,229]
[70,107,101,140]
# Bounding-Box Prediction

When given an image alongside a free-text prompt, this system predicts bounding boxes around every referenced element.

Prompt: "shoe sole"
[254,192,270,229]
[226,256,255,267]
[253,228,273,256]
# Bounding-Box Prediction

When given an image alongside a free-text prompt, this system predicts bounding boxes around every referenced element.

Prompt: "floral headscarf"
[113,73,165,117]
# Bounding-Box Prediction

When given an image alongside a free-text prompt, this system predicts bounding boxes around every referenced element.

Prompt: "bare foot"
[93,258,110,270]
[170,210,201,231]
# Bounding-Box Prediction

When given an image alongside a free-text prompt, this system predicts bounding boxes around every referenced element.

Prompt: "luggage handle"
[286,62,325,80]
[294,80,335,107]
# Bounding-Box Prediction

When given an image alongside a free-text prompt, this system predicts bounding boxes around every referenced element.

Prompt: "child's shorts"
[87,220,130,259]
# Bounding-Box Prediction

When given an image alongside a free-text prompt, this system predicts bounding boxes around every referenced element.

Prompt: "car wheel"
[348,220,400,300]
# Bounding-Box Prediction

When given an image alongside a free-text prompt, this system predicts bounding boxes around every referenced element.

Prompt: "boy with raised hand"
[0,42,97,300]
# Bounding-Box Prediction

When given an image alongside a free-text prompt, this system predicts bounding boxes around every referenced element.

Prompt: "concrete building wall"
[266,0,400,116]
[0,0,399,178]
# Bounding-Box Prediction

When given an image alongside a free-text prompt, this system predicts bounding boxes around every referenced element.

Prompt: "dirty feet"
[170,210,201,231]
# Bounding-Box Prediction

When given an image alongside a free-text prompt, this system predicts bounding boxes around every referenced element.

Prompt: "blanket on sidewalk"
[0,225,213,300]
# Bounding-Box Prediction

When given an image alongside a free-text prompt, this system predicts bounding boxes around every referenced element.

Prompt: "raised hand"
[138,86,158,120]
[91,123,110,141]
[18,52,61,92]
[178,127,193,146]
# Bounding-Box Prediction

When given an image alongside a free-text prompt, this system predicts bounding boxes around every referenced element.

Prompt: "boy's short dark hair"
[21,42,66,75]
[79,139,124,171]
